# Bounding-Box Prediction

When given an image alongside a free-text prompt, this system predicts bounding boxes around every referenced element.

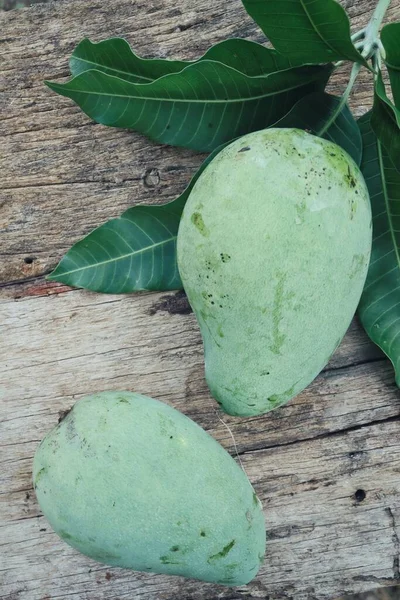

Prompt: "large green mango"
[177,129,372,417]
[33,391,265,585]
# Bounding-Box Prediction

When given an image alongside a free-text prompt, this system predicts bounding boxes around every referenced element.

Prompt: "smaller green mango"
[33,392,265,586]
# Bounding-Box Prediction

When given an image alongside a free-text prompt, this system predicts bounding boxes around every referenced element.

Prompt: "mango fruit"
[177,129,372,416]
[33,391,265,585]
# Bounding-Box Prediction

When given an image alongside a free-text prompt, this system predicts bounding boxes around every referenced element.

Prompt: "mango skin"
[33,391,265,586]
[177,129,372,416]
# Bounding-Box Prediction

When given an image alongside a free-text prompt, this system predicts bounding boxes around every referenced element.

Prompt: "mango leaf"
[273,91,362,165]
[47,143,229,293]
[358,112,400,386]
[371,72,400,171]
[240,0,368,67]
[70,38,188,83]
[69,37,301,82]
[381,23,400,107]
[46,61,331,152]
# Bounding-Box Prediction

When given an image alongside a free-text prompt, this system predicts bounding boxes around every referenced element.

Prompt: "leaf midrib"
[49,74,318,104]
[52,235,176,277]
[385,60,400,72]
[299,0,359,63]
[71,56,153,82]
[377,140,400,272]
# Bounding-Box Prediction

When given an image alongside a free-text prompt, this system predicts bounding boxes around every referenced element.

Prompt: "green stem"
[351,28,366,42]
[317,63,362,136]
[362,0,392,59]
[318,0,391,138]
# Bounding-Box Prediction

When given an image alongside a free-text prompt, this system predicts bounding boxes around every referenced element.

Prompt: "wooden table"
[1,0,400,598]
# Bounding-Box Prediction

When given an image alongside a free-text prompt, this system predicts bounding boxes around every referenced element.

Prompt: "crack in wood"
[386,507,400,580]
[148,290,193,316]
[237,413,400,456]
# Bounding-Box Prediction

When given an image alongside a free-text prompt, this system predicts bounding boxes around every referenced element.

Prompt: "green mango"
[33,391,265,585]
[177,129,372,417]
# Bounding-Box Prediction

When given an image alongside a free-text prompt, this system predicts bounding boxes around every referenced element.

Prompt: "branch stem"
[317,62,362,137]
[351,28,366,42]
[362,0,392,59]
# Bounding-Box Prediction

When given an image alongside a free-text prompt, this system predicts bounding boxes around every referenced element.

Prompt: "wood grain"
[0,0,399,284]
[1,0,400,598]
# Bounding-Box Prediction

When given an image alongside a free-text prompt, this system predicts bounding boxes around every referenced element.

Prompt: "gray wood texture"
[1,0,400,598]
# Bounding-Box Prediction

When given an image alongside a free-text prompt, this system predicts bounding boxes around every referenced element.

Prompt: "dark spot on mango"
[170,545,180,552]
[90,549,121,561]
[238,146,251,153]
[58,530,84,544]
[200,530,206,537]
[208,539,235,562]
[160,555,181,565]
[34,467,47,489]
[268,384,296,408]
[65,413,78,441]
[346,165,357,188]
[191,212,208,237]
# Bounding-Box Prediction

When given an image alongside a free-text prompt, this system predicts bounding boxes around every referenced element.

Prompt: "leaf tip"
[46,271,59,283]
[44,80,58,91]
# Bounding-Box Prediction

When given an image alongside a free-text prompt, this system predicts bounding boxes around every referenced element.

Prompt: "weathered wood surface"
[1,0,400,598]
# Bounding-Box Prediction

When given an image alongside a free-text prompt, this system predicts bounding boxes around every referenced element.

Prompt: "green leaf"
[47,143,229,293]
[273,91,362,165]
[371,72,400,171]
[46,61,331,152]
[70,38,188,83]
[240,0,368,67]
[358,112,400,386]
[381,23,400,107]
[69,37,301,82]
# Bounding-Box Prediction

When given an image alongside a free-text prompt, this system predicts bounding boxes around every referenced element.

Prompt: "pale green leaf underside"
[358,112,400,386]
[48,143,229,293]
[69,37,301,83]
[240,0,368,67]
[46,60,330,152]
[274,91,362,165]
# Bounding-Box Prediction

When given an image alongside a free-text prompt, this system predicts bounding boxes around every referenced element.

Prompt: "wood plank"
[2,419,400,600]
[0,0,398,284]
[0,288,399,599]
[1,0,400,599]
[0,290,392,462]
